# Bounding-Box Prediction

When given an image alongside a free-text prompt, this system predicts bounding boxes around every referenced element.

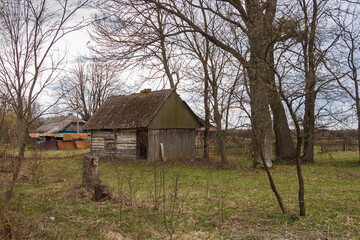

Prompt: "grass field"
[1,150,359,239]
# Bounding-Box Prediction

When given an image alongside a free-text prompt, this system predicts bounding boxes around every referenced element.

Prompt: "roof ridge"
[107,88,174,99]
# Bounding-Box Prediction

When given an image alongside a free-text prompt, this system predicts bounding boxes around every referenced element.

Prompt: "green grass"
[1,150,359,239]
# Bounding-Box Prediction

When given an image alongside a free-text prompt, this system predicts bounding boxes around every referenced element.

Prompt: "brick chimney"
[140,89,151,96]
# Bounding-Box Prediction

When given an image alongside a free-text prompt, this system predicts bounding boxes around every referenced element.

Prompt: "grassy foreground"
[1,150,359,239]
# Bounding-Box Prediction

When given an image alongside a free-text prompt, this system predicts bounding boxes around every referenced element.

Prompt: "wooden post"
[160,142,165,161]
[82,154,100,187]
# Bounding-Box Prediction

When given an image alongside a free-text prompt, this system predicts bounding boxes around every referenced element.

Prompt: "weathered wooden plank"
[116,129,136,153]
[116,143,136,146]
[147,129,196,161]
[117,139,136,143]
[117,143,136,148]
[148,92,201,129]
[92,143,104,147]
[91,130,116,140]
[92,141,105,145]
[117,146,136,150]
[116,135,136,140]
[91,137,104,151]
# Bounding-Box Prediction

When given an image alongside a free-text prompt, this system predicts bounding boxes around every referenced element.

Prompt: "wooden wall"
[147,129,196,161]
[148,92,201,129]
[90,129,136,158]
[91,128,196,161]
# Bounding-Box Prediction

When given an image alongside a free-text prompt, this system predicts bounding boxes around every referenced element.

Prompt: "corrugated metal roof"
[35,114,85,134]
[83,89,175,130]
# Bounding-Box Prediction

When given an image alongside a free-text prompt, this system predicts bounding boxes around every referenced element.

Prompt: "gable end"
[148,91,201,129]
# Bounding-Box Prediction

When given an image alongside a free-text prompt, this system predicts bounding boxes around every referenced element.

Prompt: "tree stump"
[82,154,100,187]
[94,184,113,201]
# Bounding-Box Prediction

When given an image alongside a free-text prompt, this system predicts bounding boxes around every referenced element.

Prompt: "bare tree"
[178,1,242,166]
[325,1,360,162]
[275,46,307,216]
[292,0,337,163]
[59,61,121,121]
[278,76,306,215]
[0,0,88,237]
[90,0,183,89]
[237,75,287,214]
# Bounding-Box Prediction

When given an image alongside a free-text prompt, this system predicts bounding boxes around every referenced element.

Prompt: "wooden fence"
[317,140,358,153]
[196,139,358,157]
[196,143,252,157]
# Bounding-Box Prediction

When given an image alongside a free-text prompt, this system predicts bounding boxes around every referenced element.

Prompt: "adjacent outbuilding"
[35,114,86,135]
[30,114,89,150]
[83,89,202,161]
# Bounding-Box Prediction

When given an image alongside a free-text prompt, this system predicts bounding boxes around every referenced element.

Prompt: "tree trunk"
[244,1,277,168]
[296,137,305,216]
[248,40,273,168]
[254,129,286,214]
[357,106,360,163]
[301,0,318,164]
[270,96,296,162]
[267,50,296,162]
[0,104,6,135]
[203,78,210,161]
[0,117,26,239]
[302,49,316,163]
[82,154,100,187]
[213,95,227,166]
[249,77,273,168]
[217,129,227,167]
[302,89,316,163]
[284,97,306,216]
[295,135,305,216]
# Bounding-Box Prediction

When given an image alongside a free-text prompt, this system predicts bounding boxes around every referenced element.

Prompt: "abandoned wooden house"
[83,89,202,161]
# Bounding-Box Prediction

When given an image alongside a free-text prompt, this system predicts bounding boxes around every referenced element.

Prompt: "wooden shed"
[83,89,202,161]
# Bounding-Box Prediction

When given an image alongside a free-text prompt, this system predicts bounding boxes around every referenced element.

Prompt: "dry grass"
[0,149,359,239]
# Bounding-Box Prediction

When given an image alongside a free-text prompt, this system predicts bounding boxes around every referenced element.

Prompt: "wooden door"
[136,129,148,160]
